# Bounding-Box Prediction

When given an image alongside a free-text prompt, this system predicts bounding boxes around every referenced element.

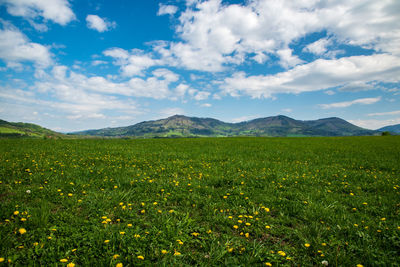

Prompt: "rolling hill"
[72,115,379,137]
[0,119,65,138]
[378,124,400,134]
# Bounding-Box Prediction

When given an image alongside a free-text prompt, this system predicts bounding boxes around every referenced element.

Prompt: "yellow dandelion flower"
[20,218,27,222]
[127,223,132,227]
[265,225,271,229]
[18,228,27,235]
[265,262,272,266]
[278,251,286,257]
[141,209,146,214]
[322,243,327,246]
[245,233,250,238]
[191,232,199,237]
[381,218,386,221]
[60,259,68,263]
[0,258,4,262]
[233,225,239,229]
[227,247,233,253]
[14,211,19,215]
[207,229,212,234]
[304,243,310,247]
[137,255,144,260]
[33,242,39,246]
[116,263,123,267]
[356,265,364,267]
[174,251,181,256]
[113,254,120,259]
[104,240,110,243]
[245,222,251,226]
[120,232,125,235]
[67,263,75,267]
[169,210,174,213]
[161,250,168,254]
[68,193,73,197]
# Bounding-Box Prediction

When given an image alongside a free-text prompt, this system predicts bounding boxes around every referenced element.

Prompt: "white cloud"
[221,54,400,98]
[92,60,107,66]
[104,48,159,76]
[2,0,75,26]
[368,110,400,116]
[319,97,381,109]
[200,103,212,107]
[0,22,52,68]
[193,91,210,101]
[158,4,178,16]
[303,38,332,55]
[159,107,185,118]
[231,115,259,123]
[339,81,375,92]
[349,118,400,130]
[148,0,400,72]
[86,15,116,32]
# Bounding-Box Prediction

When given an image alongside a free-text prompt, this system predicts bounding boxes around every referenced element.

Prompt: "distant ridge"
[378,124,400,134]
[72,115,379,137]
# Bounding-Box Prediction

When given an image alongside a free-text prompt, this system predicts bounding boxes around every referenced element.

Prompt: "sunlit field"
[1,137,399,266]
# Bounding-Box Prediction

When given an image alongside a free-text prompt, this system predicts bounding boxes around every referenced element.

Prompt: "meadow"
[0,137,399,266]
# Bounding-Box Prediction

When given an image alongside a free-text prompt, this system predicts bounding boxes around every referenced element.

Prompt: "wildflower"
[233,225,239,229]
[322,260,329,266]
[161,250,168,254]
[67,263,76,267]
[245,222,251,226]
[169,210,174,213]
[381,218,386,221]
[68,193,73,197]
[278,251,286,257]
[176,239,184,245]
[265,225,271,229]
[174,251,181,256]
[265,208,270,212]
[141,209,145,214]
[116,263,123,267]
[60,259,68,263]
[33,242,39,246]
[227,247,233,252]
[304,243,310,248]
[191,232,199,237]
[321,243,327,246]
[245,232,250,238]
[356,265,364,267]
[26,190,31,194]
[14,211,19,215]
[20,218,26,222]
[0,258,4,262]
[120,232,125,235]
[113,254,120,259]
[207,229,212,234]
[265,263,272,266]
[362,202,367,205]
[18,228,27,235]
[104,240,110,243]
[137,255,144,260]
[127,223,132,227]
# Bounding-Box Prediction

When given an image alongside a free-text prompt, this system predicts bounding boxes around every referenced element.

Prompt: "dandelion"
[161,250,168,254]
[141,209,145,214]
[174,251,181,256]
[68,193,73,197]
[137,255,144,260]
[265,225,271,229]
[245,222,251,226]
[18,228,27,235]
[104,240,110,243]
[356,265,364,267]
[245,232,250,238]
[321,243,327,246]
[60,259,68,263]
[191,232,199,237]
[304,243,310,247]
[233,225,239,229]
[14,211,19,215]
[169,210,174,213]
[116,263,123,267]
[207,229,212,234]
[127,223,132,227]
[33,242,38,246]
[0,258,4,262]
[113,254,120,259]
[21,218,26,222]
[26,190,31,194]
[322,260,329,266]
[67,263,76,267]
[381,218,386,221]
[278,251,286,257]
[265,263,272,266]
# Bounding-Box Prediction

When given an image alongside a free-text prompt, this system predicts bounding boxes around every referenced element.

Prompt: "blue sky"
[0,0,399,132]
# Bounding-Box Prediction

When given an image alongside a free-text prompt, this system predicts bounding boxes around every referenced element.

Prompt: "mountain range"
[72,115,381,137]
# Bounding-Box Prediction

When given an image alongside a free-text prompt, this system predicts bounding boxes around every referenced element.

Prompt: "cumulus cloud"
[319,97,381,109]
[104,48,159,76]
[349,118,400,130]
[157,4,178,16]
[221,54,400,98]
[153,0,400,71]
[0,22,52,68]
[1,0,75,28]
[86,15,116,32]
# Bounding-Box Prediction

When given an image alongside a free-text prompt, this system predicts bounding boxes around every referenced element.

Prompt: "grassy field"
[0,137,399,266]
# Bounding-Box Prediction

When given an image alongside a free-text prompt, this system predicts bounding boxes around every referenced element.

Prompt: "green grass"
[0,137,399,266]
